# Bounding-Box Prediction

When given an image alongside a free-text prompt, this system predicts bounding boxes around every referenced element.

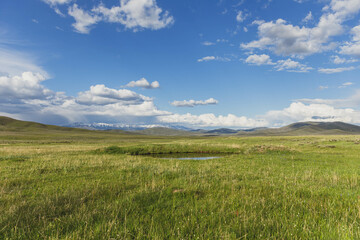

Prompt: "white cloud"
[275,59,312,72]
[297,89,360,108]
[202,41,215,46]
[49,0,173,34]
[125,78,160,89]
[158,113,267,128]
[319,85,329,90]
[264,102,360,126]
[171,98,218,107]
[236,11,247,22]
[0,72,169,125]
[0,72,53,102]
[76,84,151,105]
[0,47,48,77]
[241,0,360,57]
[340,25,360,57]
[245,54,274,65]
[302,11,313,23]
[68,4,101,34]
[4,72,360,128]
[318,66,355,74]
[331,55,358,64]
[92,0,174,31]
[197,56,230,62]
[339,82,354,88]
[42,0,72,5]
[197,56,216,62]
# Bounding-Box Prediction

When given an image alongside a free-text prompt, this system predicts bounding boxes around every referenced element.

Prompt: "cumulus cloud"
[263,102,360,126]
[0,71,169,125]
[340,25,360,57]
[171,98,218,107]
[244,55,312,72]
[4,72,360,128]
[241,0,360,57]
[318,66,355,74]
[76,84,151,105]
[68,4,101,34]
[42,0,72,5]
[275,59,313,72]
[43,0,174,34]
[125,78,160,89]
[92,0,174,31]
[158,113,268,128]
[0,72,53,102]
[331,55,358,64]
[245,54,274,65]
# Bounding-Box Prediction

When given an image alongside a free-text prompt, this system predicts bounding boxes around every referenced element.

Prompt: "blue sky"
[1,0,360,128]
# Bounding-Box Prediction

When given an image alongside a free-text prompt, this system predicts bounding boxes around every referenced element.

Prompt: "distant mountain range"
[1,116,360,136]
[66,122,193,131]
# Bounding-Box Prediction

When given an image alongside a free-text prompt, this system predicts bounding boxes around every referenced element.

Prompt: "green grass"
[1,130,360,239]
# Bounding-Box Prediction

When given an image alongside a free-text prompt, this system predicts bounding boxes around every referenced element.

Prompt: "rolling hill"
[237,121,360,136]
[1,116,360,136]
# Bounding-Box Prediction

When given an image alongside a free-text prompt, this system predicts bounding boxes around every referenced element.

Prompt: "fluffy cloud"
[264,102,360,126]
[4,72,360,128]
[241,0,360,57]
[76,84,151,105]
[244,54,312,72]
[245,54,274,65]
[0,71,169,125]
[158,113,268,128]
[92,0,174,31]
[125,78,160,89]
[318,66,355,74]
[0,72,53,102]
[340,25,360,57]
[171,98,218,107]
[43,0,174,34]
[275,59,312,72]
[331,55,358,64]
[68,4,101,34]
[42,0,72,5]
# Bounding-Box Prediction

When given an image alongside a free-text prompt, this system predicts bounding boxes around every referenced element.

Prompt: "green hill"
[0,116,82,132]
[237,121,360,136]
[135,127,199,136]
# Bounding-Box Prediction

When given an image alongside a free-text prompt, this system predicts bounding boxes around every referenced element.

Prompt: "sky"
[1,0,360,129]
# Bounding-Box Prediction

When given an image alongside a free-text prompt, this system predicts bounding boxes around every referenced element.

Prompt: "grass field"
[1,129,360,239]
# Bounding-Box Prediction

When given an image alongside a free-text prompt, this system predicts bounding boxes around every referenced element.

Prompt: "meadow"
[1,129,360,239]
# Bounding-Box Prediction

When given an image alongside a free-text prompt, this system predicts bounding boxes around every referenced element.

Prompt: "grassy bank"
[1,131,360,239]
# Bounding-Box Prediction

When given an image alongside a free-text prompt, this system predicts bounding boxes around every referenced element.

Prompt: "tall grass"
[1,133,360,239]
